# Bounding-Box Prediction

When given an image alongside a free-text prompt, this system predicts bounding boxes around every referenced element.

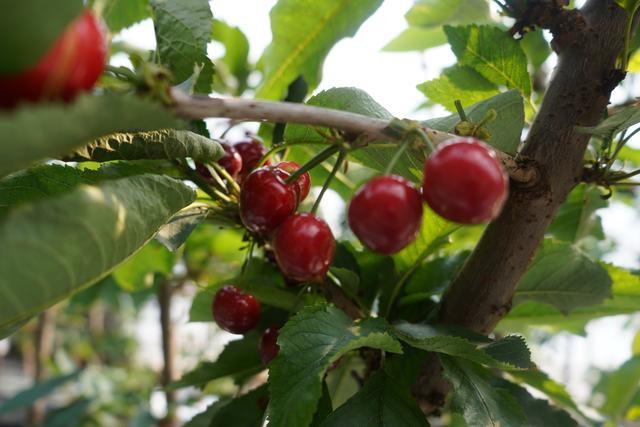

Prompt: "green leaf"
[0,93,178,178]
[394,322,531,369]
[101,0,151,33]
[520,30,551,71]
[575,105,640,139]
[66,130,224,163]
[212,19,251,95]
[257,0,383,99]
[502,265,640,331]
[151,0,213,89]
[423,90,524,154]
[112,241,175,291]
[441,355,526,427]
[320,370,429,427]
[311,383,333,427]
[268,305,402,427]
[508,369,583,415]
[329,267,360,299]
[0,1,83,74]
[0,371,81,413]
[514,240,612,313]
[185,384,267,427]
[444,24,532,97]
[41,398,91,427]
[406,0,490,28]
[382,27,447,52]
[155,206,209,251]
[594,356,640,418]
[404,251,469,295]
[614,0,640,14]
[0,175,195,337]
[548,184,607,243]
[619,145,640,166]
[418,65,500,112]
[171,332,263,390]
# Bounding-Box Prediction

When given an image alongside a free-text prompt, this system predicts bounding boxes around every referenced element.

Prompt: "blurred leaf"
[514,240,612,313]
[441,356,526,427]
[101,0,151,33]
[418,65,500,113]
[520,30,551,70]
[311,383,333,427]
[212,19,251,95]
[113,241,175,291]
[406,0,490,28]
[444,24,531,96]
[0,93,179,178]
[0,1,83,74]
[548,185,607,242]
[594,356,640,419]
[268,305,402,427]
[0,371,81,413]
[320,370,428,427]
[185,384,267,427]
[156,206,209,251]
[0,175,195,337]
[67,130,223,163]
[382,27,447,52]
[171,331,263,390]
[423,90,524,154]
[151,0,213,91]
[404,251,469,295]
[576,106,640,139]
[41,398,91,427]
[325,354,366,408]
[509,369,582,414]
[330,267,360,299]
[619,145,640,166]
[257,0,383,99]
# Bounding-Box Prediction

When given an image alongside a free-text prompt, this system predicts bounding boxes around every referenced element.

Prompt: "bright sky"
[114,0,640,412]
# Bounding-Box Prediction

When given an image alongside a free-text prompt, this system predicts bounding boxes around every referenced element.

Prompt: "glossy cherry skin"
[277,161,311,202]
[212,285,260,334]
[240,167,298,234]
[219,143,243,178]
[348,175,423,255]
[273,213,335,282]
[235,140,270,181]
[0,11,107,108]
[422,138,508,224]
[259,326,280,364]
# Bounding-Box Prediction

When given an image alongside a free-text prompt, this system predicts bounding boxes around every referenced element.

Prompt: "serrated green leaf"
[423,90,524,154]
[418,65,500,112]
[0,93,179,178]
[185,384,267,427]
[0,1,83,74]
[575,105,640,139]
[268,305,402,427]
[0,174,195,337]
[382,27,447,52]
[514,240,612,313]
[320,370,429,427]
[257,0,383,99]
[0,371,81,413]
[548,184,607,243]
[444,24,531,97]
[67,130,223,163]
[406,0,490,28]
[441,355,526,427]
[101,0,151,33]
[151,0,213,90]
[171,332,263,390]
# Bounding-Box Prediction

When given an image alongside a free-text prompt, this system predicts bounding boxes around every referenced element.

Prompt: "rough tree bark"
[413,0,633,411]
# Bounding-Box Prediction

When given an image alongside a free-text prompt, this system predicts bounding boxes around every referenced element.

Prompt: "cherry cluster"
[208,137,508,367]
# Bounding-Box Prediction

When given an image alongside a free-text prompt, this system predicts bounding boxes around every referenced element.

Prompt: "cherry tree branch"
[170,88,538,185]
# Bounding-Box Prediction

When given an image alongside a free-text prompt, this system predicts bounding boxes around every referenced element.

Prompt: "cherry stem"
[383,138,411,176]
[611,168,640,181]
[454,100,468,122]
[212,163,241,195]
[259,140,332,167]
[311,149,348,215]
[286,144,341,184]
[176,160,222,201]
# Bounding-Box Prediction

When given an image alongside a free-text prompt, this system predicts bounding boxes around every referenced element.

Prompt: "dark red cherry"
[212,285,260,334]
[259,326,280,364]
[277,161,311,202]
[422,137,508,224]
[273,213,335,282]
[235,140,270,181]
[219,142,243,178]
[240,167,297,234]
[348,175,423,255]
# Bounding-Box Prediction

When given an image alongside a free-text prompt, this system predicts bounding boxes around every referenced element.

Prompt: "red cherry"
[259,326,280,364]
[273,213,335,282]
[235,140,270,181]
[212,285,260,334]
[422,138,508,224]
[277,161,311,202]
[219,143,243,178]
[240,167,297,234]
[195,162,214,183]
[0,11,107,108]
[348,175,423,255]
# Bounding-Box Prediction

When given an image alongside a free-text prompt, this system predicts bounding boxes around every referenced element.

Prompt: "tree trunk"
[158,281,178,427]
[27,310,56,426]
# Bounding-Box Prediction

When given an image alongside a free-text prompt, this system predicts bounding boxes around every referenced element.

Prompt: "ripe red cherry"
[212,285,260,334]
[0,11,107,108]
[218,142,243,178]
[235,140,270,181]
[240,167,297,234]
[273,213,335,282]
[422,138,508,224]
[259,326,280,364]
[277,161,311,202]
[348,175,423,255]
